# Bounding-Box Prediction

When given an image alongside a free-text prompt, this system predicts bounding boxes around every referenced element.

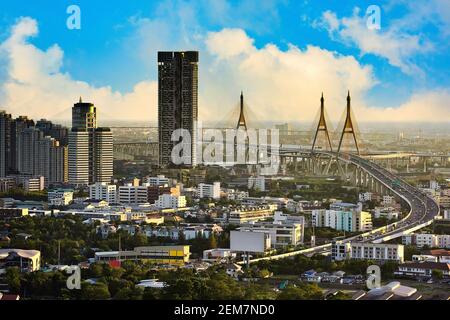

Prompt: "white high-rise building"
[198,182,220,199]
[312,203,372,232]
[89,182,117,203]
[93,128,113,183]
[68,129,90,185]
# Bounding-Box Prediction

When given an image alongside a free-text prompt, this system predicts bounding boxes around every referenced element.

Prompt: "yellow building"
[95,245,190,267]
[0,249,40,272]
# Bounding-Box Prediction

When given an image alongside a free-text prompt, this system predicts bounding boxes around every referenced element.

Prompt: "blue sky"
[0,0,449,123]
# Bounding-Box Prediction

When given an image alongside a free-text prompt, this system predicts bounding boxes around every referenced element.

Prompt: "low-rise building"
[332,241,404,263]
[197,182,220,199]
[0,177,16,193]
[402,233,450,248]
[0,208,29,219]
[312,203,372,232]
[89,182,117,203]
[238,221,304,248]
[203,248,236,261]
[154,194,186,209]
[228,205,275,224]
[395,262,450,278]
[248,176,265,192]
[94,245,190,267]
[0,249,41,273]
[48,189,73,206]
[225,189,249,201]
[147,175,170,187]
[118,183,149,205]
[373,207,399,220]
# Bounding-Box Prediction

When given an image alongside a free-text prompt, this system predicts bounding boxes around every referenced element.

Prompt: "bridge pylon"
[337,91,360,155]
[310,93,334,176]
[236,91,248,130]
[311,93,333,153]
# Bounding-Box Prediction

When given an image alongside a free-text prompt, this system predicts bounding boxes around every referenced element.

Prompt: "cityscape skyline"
[0,0,449,306]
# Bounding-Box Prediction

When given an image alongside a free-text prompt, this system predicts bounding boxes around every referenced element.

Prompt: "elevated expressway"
[241,148,440,265]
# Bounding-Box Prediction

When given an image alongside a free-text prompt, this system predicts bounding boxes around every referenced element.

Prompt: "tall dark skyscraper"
[158,51,198,168]
[0,111,12,177]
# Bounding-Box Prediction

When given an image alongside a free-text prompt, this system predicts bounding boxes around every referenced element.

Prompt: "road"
[240,149,440,265]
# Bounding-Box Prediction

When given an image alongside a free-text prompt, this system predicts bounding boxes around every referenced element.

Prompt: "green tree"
[277,283,323,300]
[81,282,111,300]
[5,267,21,293]
[209,233,218,249]
[432,269,443,280]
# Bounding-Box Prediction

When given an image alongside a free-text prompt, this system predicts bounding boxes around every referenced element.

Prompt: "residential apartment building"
[228,205,275,224]
[312,203,372,232]
[48,189,73,206]
[147,175,170,187]
[332,241,404,263]
[395,262,450,278]
[238,221,304,248]
[0,249,41,273]
[403,233,450,248]
[89,182,117,203]
[198,182,220,199]
[118,184,149,205]
[248,176,265,191]
[154,194,186,209]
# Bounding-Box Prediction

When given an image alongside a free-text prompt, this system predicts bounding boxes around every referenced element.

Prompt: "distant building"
[118,183,149,205]
[248,176,265,192]
[403,233,450,248]
[48,189,73,206]
[395,262,450,278]
[95,245,190,267]
[154,194,186,209]
[228,205,275,224]
[0,249,41,272]
[89,182,117,203]
[0,177,16,193]
[373,207,399,220]
[312,203,372,232]
[332,241,404,263]
[158,51,199,168]
[203,248,235,261]
[16,127,67,186]
[239,221,304,248]
[147,175,170,187]
[0,208,29,219]
[225,189,249,201]
[0,111,12,177]
[68,99,113,185]
[198,182,220,199]
[274,123,292,136]
[7,175,46,192]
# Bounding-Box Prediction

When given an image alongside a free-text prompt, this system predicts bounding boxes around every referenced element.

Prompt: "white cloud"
[316,9,433,75]
[202,28,375,123]
[0,17,157,123]
[0,17,448,128]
